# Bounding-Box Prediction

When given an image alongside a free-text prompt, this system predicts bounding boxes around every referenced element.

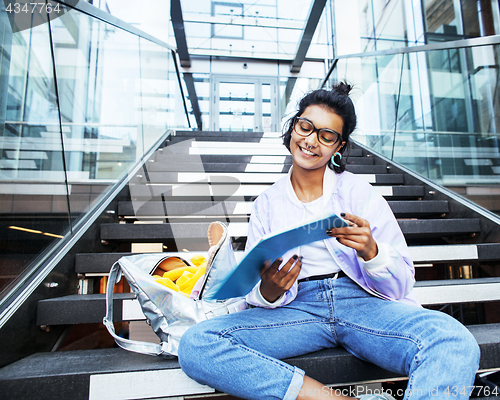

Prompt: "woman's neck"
[290,163,326,203]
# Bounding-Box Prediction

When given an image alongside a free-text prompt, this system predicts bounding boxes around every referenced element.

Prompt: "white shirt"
[251,166,399,308]
[297,195,341,279]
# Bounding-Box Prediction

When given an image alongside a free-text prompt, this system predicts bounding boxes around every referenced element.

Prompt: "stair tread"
[2,324,497,382]
[35,279,500,326]
[125,184,423,200]
[138,172,404,185]
[100,218,480,241]
[74,243,500,274]
[117,200,449,217]
[152,154,293,164]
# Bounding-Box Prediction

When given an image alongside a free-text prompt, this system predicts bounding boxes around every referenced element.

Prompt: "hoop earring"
[331,152,342,167]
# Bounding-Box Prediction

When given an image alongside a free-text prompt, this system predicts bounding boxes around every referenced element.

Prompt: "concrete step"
[126,184,424,201]
[74,244,500,276]
[146,162,385,174]
[152,153,293,164]
[158,144,368,157]
[138,172,404,185]
[35,278,500,326]
[1,326,498,400]
[100,218,480,243]
[117,200,449,219]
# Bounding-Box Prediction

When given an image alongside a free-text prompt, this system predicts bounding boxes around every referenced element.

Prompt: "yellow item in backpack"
[190,254,206,267]
[154,277,179,292]
[163,266,198,281]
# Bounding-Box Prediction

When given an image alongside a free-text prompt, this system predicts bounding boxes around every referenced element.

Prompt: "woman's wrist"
[358,240,378,261]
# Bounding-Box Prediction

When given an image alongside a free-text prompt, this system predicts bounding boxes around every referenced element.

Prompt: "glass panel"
[219,81,255,131]
[0,2,190,304]
[212,3,244,39]
[50,9,142,219]
[140,39,178,146]
[339,43,500,216]
[461,0,500,37]
[358,0,375,41]
[0,16,70,299]
[346,53,406,159]
[262,83,272,132]
[373,0,408,42]
[283,77,323,118]
[423,0,464,41]
[461,0,482,37]
[179,0,322,60]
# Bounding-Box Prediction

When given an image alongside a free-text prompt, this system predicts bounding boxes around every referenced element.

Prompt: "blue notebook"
[205,212,348,300]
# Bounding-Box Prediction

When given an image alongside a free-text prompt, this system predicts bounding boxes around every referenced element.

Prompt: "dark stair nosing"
[147,163,387,174]
[345,164,387,174]
[0,326,495,399]
[76,252,134,274]
[36,293,135,325]
[36,279,500,326]
[154,154,369,165]
[75,243,500,275]
[153,154,293,164]
[139,172,404,185]
[100,218,477,242]
[117,200,449,218]
[174,130,267,137]
[388,200,449,216]
[118,200,249,217]
[169,136,267,143]
[390,186,424,198]
[148,162,291,173]
[153,154,365,164]
[397,218,480,237]
[125,185,424,201]
[341,156,374,165]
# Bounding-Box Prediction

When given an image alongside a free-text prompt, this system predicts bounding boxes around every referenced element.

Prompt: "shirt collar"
[286,165,339,209]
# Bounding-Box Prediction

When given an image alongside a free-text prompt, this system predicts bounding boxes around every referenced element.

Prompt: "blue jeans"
[178,277,480,400]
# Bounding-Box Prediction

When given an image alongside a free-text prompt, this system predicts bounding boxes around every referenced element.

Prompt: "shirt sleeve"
[246,280,298,308]
[354,182,416,301]
[356,239,390,272]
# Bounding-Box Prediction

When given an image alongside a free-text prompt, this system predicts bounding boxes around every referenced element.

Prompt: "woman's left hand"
[326,213,378,261]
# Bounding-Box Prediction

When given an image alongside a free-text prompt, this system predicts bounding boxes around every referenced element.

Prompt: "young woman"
[178,84,480,400]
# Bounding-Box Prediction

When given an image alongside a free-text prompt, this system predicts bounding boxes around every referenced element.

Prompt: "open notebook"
[205,212,348,300]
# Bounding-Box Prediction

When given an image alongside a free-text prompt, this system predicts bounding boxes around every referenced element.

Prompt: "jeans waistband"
[298,271,347,283]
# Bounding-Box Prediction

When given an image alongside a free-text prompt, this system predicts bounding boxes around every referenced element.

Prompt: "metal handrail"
[321,34,500,88]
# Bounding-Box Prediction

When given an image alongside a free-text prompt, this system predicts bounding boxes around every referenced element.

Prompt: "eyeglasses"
[293,117,341,147]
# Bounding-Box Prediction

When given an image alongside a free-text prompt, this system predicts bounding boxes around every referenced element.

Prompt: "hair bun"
[334,81,352,96]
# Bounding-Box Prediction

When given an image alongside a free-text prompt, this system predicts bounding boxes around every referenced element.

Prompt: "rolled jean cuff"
[283,366,305,400]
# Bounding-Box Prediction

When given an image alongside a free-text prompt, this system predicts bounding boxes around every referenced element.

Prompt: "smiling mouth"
[299,145,318,157]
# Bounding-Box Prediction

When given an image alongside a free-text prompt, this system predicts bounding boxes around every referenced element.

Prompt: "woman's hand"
[260,255,302,303]
[326,212,378,261]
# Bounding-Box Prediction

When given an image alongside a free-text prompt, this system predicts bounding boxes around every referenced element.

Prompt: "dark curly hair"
[282,82,357,173]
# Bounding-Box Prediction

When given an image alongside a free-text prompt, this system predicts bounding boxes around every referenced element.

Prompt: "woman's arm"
[327,184,415,301]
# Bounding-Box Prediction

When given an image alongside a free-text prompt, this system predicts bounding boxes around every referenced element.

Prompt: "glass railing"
[0,1,190,304]
[323,35,500,216]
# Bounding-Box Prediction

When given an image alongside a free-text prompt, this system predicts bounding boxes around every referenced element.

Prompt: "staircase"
[1,130,500,399]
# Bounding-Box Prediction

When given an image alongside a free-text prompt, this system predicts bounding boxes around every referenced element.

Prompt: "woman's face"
[290,104,345,172]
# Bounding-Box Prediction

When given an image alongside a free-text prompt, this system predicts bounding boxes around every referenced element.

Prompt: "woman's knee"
[454,326,480,366]
[422,313,480,368]
[178,320,217,374]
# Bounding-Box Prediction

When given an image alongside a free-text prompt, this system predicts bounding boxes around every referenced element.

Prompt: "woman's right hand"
[259,255,302,303]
